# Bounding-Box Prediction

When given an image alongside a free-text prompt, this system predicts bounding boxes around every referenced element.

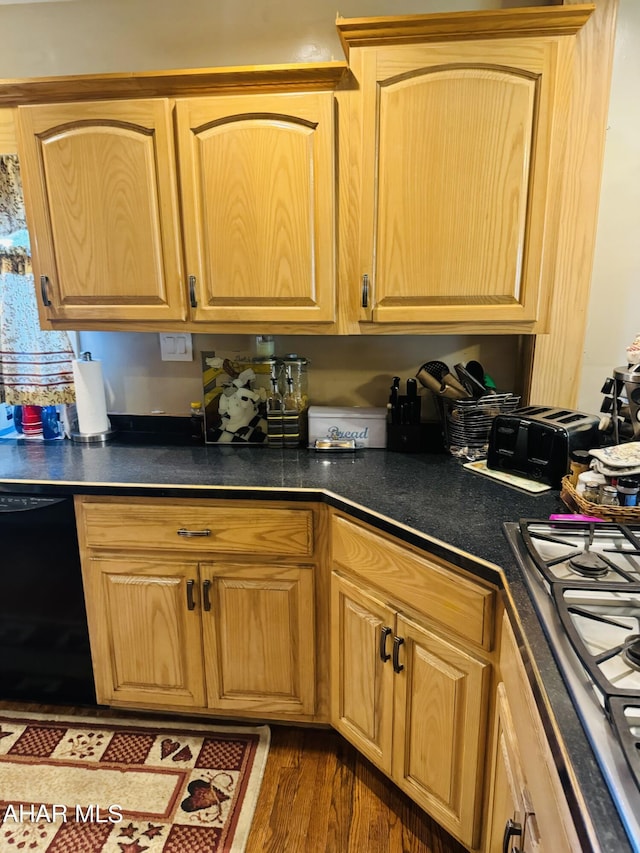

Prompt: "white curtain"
[0,155,76,406]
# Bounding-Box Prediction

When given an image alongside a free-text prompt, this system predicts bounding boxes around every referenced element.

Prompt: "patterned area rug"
[0,710,270,853]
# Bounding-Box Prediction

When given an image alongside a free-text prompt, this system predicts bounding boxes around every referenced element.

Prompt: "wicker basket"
[560,475,640,523]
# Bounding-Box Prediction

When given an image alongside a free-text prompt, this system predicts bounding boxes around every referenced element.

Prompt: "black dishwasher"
[0,494,96,705]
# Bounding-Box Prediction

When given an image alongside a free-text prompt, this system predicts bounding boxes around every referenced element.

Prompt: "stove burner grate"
[624,637,640,671]
[519,519,640,586]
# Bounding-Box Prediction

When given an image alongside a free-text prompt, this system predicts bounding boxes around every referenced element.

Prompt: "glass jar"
[599,485,619,507]
[582,477,602,503]
[280,354,310,410]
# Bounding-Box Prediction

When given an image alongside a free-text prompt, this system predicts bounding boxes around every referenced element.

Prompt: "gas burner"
[624,637,640,671]
[569,550,610,578]
[519,519,640,586]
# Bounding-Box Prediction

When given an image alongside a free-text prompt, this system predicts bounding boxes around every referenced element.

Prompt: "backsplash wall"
[78,331,523,422]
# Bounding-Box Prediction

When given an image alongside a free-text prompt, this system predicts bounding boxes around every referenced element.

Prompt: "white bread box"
[308,406,387,448]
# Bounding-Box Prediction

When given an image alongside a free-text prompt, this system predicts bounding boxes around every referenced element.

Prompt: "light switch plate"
[159,333,193,361]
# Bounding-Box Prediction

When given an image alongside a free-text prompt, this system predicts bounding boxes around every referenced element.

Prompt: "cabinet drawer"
[332,515,494,648]
[79,499,314,557]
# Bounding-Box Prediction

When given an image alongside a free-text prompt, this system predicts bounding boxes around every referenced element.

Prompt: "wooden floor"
[0,701,466,853]
[246,725,467,853]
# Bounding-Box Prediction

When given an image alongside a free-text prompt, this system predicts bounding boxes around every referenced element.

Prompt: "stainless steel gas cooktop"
[505,519,640,853]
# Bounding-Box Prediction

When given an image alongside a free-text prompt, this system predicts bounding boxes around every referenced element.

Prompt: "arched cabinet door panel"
[17,99,186,326]
[353,36,574,327]
[176,92,336,324]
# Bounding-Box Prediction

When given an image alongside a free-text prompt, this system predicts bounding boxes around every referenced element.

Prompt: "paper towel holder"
[70,351,116,444]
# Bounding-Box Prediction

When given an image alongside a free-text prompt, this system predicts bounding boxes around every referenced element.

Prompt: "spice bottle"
[190,401,205,444]
[617,477,640,508]
[569,449,591,486]
[582,477,602,503]
[599,485,619,507]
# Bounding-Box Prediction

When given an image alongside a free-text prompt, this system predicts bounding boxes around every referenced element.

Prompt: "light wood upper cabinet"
[17,99,186,327]
[176,92,336,324]
[337,7,593,332]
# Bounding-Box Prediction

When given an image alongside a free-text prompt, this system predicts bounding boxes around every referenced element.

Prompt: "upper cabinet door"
[176,92,336,323]
[355,37,572,327]
[17,99,186,326]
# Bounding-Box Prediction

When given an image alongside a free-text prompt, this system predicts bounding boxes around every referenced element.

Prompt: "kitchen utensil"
[465,360,486,389]
[454,363,486,398]
[416,362,468,400]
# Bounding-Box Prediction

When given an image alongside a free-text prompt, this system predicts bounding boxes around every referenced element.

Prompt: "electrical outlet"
[159,333,193,361]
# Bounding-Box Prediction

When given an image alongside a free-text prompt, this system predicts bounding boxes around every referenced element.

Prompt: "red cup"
[22,405,43,438]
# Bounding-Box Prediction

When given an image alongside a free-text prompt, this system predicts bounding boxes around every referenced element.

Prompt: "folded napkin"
[0,272,75,406]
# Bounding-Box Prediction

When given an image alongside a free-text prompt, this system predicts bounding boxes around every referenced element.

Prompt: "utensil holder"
[436,393,521,458]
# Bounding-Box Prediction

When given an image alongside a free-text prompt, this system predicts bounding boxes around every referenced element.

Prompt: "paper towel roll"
[72,358,110,435]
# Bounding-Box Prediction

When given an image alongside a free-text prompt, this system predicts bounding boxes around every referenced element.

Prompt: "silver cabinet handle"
[361,273,369,308]
[188,274,197,308]
[177,527,211,537]
[40,275,52,307]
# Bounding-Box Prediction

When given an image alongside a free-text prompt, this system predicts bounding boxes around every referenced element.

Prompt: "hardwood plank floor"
[246,725,468,853]
[0,702,467,853]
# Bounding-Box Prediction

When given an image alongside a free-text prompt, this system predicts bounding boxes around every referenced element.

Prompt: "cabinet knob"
[392,636,405,673]
[40,275,52,307]
[379,626,392,662]
[502,818,522,853]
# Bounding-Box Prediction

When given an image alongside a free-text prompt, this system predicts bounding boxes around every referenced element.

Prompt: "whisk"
[416,361,469,400]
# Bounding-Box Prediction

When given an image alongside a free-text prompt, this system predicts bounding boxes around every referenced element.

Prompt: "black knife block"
[387,423,424,453]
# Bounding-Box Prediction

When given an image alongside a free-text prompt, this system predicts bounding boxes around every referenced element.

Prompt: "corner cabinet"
[74,496,329,721]
[14,65,344,331]
[336,6,594,332]
[330,513,495,849]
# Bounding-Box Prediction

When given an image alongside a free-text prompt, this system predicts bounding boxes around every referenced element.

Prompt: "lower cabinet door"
[330,572,395,773]
[85,558,206,708]
[392,613,490,849]
[201,562,316,715]
[485,683,529,853]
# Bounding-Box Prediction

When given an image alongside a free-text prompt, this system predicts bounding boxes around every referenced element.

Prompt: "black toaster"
[487,406,601,487]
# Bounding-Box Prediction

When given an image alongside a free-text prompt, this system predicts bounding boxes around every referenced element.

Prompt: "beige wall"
[578,0,640,414]
[1,0,632,420]
[0,0,544,77]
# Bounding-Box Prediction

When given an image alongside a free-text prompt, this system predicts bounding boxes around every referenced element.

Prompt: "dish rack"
[560,475,640,523]
[436,393,521,459]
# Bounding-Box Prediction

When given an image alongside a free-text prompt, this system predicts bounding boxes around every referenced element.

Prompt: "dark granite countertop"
[0,439,630,852]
